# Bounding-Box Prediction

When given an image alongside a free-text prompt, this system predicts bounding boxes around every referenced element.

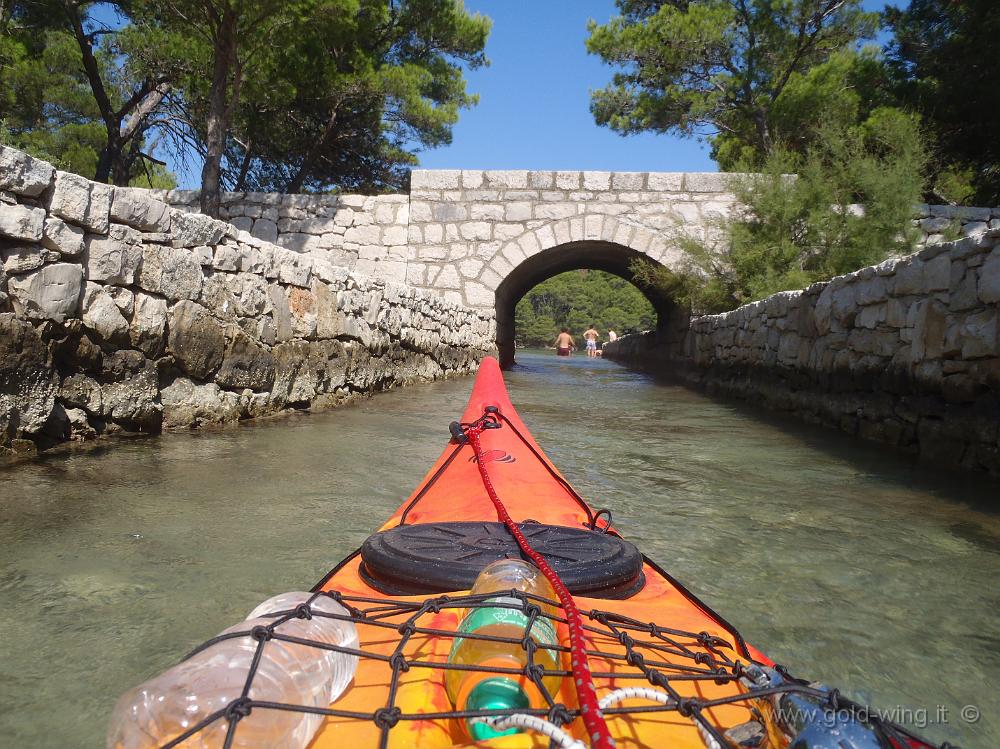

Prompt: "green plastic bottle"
[446,559,562,739]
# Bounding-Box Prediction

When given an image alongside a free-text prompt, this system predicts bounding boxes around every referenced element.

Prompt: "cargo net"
[162,588,956,749]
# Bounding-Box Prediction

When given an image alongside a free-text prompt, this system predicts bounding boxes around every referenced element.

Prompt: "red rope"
[464,420,615,749]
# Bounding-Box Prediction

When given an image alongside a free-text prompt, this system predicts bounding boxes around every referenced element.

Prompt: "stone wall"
[154,179,1000,313]
[159,189,410,284]
[0,146,495,455]
[604,231,1000,476]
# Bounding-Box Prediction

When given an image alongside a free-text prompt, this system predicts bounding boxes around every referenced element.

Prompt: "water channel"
[1,351,997,748]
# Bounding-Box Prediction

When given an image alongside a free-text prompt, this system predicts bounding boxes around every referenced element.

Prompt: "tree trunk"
[200,7,239,217]
[286,110,339,193]
[234,140,253,191]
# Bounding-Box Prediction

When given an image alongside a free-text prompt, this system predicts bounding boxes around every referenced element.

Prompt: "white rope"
[598,686,675,709]
[470,714,586,749]
[597,688,723,749]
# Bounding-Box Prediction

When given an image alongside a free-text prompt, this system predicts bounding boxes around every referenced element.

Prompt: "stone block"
[344,224,381,245]
[217,326,276,391]
[0,146,55,197]
[110,187,171,231]
[7,262,83,321]
[459,222,492,241]
[2,244,46,274]
[581,171,610,191]
[893,257,925,295]
[919,216,951,233]
[683,173,727,192]
[41,217,85,256]
[911,299,948,360]
[83,226,141,284]
[485,171,529,189]
[646,173,684,191]
[170,210,227,247]
[979,248,1000,303]
[251,218,278,243]
[962,221,989,236]
[410,170,462,190]
[555,171,580,189]
[958,310,998,359]
[504,202,532,221]
[81,282,129,342]
[0,203,45,241]
[139,244,203,301]
[167,300,226,379]
[49,171,110,233]
[924,252,951,291]
[383,225,407,245]
[528,171,554,189]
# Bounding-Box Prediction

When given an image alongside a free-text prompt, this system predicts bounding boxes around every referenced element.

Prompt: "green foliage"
[633,108,927,313]
[1,2,181,184]
[586,1,878,163]
[145,0,490,196]
[514,271,656,347]
[883,0,1000,205]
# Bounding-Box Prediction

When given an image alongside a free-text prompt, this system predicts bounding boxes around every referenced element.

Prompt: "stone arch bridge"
[406,170,735,366]
[165,169,739,366]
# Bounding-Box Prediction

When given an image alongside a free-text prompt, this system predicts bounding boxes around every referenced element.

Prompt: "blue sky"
[163,0,892,187]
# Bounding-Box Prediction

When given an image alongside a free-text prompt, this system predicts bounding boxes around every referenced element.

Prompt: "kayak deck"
[308,357,766,747]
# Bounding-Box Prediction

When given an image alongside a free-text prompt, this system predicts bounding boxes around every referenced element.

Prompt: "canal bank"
[604,231,1000,477]
[1,352,997,748]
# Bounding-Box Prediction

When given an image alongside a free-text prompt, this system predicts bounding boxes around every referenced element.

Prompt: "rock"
[893,257,924,295]
[83,225,142,284]
[216,327,276,391]
[138,243,203,301]
[64,407,96,439]
[288,286,317,338]
[130,292,168,357]
[2,244,45,274]
[911,300,948,361]
[270,340,332,407]
[7,263,83,322]
[159,377,242,428]
[81,282,129,343]
[0,203,45,241]
[41,217,85,256]
[268,284,293,342]
[170,210,227,247]
[99,350,161,430]
[106,285,134,316]
[251,218,278,243]
[979,248,1000,303]
[48,170,111,233]
[0,313,58,443]
[167,300,225,379]
[59,373,103,413]
[109,187,171,231]
[958,310,998,359]
[924,252,951,291]
[227,272,269,317]
[212,243,241,271]
[0,146,55,197]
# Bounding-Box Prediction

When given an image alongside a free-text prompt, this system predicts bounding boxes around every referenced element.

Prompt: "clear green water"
[1,351,997,748]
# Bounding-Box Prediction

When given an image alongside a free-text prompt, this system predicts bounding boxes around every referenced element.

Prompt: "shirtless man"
[583,324,599,358]
[554,328,574,357]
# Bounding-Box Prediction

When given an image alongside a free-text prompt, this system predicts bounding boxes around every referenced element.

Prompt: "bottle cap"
[465,677,530,739]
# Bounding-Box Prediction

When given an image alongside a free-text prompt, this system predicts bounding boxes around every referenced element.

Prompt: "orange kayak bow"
[296,358,936,749]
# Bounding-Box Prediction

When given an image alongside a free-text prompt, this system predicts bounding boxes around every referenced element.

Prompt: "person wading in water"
[554,328,575,357]
[583,324,600,358]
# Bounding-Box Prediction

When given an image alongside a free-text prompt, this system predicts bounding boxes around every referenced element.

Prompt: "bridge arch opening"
[495,241,687,368]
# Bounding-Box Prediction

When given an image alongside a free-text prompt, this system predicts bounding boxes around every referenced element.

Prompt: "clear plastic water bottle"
[446,559,563,740]
[107,592,358,749]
